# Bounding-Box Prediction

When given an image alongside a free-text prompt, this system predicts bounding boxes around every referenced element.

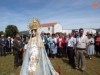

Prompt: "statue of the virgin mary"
[20,18,59,75]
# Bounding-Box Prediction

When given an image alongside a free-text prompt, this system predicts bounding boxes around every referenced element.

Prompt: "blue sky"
[0,0,100,31]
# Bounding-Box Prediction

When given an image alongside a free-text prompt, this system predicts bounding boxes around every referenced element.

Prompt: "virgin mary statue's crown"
[28,18,40,30]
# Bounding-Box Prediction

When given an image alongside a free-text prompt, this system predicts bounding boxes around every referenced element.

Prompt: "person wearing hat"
[0,34,7,56]
[87,34,94,59]
[6,36,12,54]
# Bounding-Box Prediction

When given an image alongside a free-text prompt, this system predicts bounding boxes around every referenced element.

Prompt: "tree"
[5,25,19,37]
[0,31,4,36]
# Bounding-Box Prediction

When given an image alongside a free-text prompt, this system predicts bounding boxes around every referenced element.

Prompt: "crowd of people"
[0,28,100,74]
[40,28,100,74]
[0,35,13,56]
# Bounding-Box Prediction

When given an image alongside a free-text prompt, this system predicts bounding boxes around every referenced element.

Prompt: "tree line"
[0,25,19,37]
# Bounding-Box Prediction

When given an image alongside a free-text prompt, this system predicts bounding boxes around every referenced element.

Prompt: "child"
[24,42,28,52]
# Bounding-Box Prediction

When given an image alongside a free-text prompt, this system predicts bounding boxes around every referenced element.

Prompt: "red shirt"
[96,36,100,46]
[63,38,68,44]
[57,38,64,48]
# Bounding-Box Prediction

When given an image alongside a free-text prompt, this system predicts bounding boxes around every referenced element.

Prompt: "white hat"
[8,37,11,39]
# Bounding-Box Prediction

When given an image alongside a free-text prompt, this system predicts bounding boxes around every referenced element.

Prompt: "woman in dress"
[57,33,64,58]
[63,33,68,56]
[87,34,94,59]
[20,18,59,75]
[49,34,57,59]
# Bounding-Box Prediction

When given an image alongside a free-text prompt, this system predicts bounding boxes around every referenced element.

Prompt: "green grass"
[0,54,100,75]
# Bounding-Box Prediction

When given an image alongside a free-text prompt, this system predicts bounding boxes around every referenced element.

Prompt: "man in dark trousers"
[13,34,23,68]
[67,33,76,69]
[0,34,7,56]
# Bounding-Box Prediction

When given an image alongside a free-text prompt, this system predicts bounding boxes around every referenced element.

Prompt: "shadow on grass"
[95,55,100,58]
[91,54,100,58]
[61,58,69,65]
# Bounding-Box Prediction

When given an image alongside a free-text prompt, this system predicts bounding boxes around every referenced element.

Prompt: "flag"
[92,2,99,8]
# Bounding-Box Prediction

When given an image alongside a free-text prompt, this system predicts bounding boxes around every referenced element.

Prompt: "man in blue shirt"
[41,31,48,53]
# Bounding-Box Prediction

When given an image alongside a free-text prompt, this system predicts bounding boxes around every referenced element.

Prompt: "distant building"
[20,22,96,35]
[39,22,63,34]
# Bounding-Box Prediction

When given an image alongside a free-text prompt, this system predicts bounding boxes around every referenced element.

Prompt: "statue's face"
[32,30,36,36]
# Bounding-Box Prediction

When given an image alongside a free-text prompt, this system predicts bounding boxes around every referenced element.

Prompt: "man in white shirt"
[67,32,76,69]
[75,28,88,74]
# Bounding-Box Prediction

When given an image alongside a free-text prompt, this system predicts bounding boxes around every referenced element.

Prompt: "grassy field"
[0,54,100,75]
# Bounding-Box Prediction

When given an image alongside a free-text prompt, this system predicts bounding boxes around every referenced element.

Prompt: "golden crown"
[28,18,40,30]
